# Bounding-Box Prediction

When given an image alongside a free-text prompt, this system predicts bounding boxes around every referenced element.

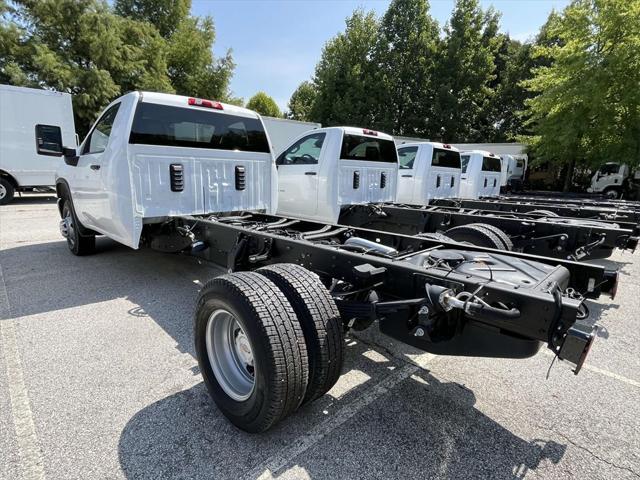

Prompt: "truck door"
[72,102,121,233]
[396,146,419,204]
[459,154,472,198]
[276,132,325,218]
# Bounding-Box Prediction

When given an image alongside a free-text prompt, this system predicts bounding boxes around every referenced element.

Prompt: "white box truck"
[0,85,77,204]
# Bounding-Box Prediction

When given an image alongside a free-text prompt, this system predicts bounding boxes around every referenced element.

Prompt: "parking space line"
[540,349,639,388]
[248,353,438,480]
[0,264,46,480]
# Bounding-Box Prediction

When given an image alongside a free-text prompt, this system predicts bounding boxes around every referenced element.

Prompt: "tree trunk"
[563,158,576,192]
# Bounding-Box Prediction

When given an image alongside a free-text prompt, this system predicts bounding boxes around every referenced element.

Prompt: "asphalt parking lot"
[1,194,639,480]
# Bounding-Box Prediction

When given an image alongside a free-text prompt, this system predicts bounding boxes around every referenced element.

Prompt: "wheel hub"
[206,309,256,401]
[0,183,6,200]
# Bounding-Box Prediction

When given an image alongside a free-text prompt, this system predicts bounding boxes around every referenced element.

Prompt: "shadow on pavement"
[117,360,566,479]
[1,193,57,205]
[1,238,566,479]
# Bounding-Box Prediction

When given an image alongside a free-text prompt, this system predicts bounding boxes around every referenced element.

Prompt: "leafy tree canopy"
[287,81,316,121]
[246,91,281,117]
[0,0,235,134]
[522,0,640,182]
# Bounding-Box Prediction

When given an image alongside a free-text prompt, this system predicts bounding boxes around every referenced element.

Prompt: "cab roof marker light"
[443,144,451,149]
[188,97,223,110]
[363,129,378,136]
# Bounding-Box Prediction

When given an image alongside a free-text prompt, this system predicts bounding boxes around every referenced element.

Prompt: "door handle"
[90,165,101,170]
[305,171,317,175]
[401,175,413,178]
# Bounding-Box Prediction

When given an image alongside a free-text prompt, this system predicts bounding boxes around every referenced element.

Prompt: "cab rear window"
[432,148,461,169]
[129,102,270,153]
[340,134,397,163]
[482,156,502,172]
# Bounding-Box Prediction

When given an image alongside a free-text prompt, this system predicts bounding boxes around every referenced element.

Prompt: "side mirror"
[35,124,64,156]
[63,147,80,166]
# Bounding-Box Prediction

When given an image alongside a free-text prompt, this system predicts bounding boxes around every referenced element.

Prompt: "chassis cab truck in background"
[276,126,397,223]
[587,162,640,200]
[396,142,461,204]
[459,150,502,198]
[0,85,76,204]
[54,92,603,432]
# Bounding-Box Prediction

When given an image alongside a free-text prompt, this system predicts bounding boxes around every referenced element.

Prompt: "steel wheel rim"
[64,206,76,247]
[206,309,255,401]
[0,184,6,200]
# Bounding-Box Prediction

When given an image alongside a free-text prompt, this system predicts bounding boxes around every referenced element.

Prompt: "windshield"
[599,163,620,175]
[482,156,502,172]
[129,102,270,153]
[432,148,461,169]
[340,134,398,163]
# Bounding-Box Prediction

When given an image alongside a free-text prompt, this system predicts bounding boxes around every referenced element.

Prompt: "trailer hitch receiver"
[558,322,597,375]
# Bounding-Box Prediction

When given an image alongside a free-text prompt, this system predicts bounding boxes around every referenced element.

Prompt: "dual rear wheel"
[195,264,344,433]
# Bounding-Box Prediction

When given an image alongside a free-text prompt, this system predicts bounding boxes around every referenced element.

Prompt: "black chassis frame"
[338,203,638,260]
[431,197,640,225]
[172,212,604,373]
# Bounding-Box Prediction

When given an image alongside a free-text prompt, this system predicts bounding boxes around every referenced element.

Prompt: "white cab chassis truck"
[276,126,397,223]
[459,150,502,199]
[0,85,77,204]
[587,162,640,199]
[396,142,461,204]
[54,92,606,432]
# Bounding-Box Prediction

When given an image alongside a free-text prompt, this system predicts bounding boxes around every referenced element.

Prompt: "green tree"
[287,81,316,121]
[246,91,281,117]
[0,0,173,134]
[0,0,236,134]
[373,0,440,136]
[114,0,190,37]
[311,9,379,127]
[522,0,640,190]
[482,35,533,141]
[115,0,235,102]
[433,0,497,142]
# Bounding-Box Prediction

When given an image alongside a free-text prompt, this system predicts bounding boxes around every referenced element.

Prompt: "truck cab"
[459,150,502,199]
[275,127,397,223]
[587,162,630,199]
[55,91,277,249]
[396,142,461,205]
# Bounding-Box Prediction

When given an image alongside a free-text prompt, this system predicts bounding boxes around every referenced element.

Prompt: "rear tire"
[0,178,15,205]
[445,224,505,250]
[258,264,344,404]
[603,187,620,199]
[195,272,309,433]
[62,200,95,256]
[470,223,513,251]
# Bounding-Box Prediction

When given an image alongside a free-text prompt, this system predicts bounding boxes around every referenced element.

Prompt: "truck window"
[482,156,501,172]
[83,103,121,155]
[461,155,470,173]
[516,159,524,168]
[599,163,620,175]
[432,148,461,169]
[397,146,418,169]
[129,102,270,153]
[276,132,325,166]
[340,134,397,163]
[35,124,62,156]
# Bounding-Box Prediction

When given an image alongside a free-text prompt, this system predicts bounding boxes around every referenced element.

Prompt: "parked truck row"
[38,91,637,432]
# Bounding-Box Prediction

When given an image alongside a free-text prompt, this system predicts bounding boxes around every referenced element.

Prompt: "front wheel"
[603,187,620,199]
[61,200,95,255]
[195,272,309,433]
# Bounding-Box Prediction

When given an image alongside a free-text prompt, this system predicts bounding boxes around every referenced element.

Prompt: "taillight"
[188,97,223,110]
[363,129,378,136]
[443,144,451,149]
